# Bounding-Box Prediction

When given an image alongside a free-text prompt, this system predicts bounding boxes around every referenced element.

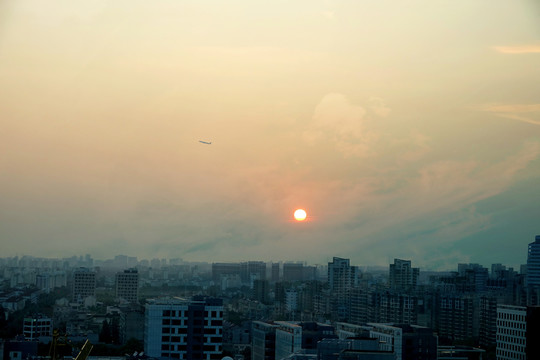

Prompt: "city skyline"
[1,1,540,270]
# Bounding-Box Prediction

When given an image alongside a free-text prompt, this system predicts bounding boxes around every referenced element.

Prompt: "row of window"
[498,311,525,321]
[497,334,526,345]
[162,334,222,343]
[162,310,222,318]
[440,299,466,310]
[497,320,526,330]
[162,319,223,327]
[163,327,221,335]
[161,338,222,350]
[496,348,526,359]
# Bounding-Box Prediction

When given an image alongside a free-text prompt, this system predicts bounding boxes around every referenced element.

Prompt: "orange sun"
[294,209,307,221]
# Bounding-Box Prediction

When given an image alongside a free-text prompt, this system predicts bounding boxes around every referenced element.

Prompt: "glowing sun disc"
[294,209,307,221]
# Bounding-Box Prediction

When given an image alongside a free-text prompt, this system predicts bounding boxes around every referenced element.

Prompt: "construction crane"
[49,329,93,360]
[75,340,93,360]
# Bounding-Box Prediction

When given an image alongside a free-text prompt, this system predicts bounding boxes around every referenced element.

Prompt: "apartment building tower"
[389,259,419,290]
[526,235,540,288]
[72,267,96,303]
[496,304,540,360]
[116,268,139,304]
[144,296,223,360]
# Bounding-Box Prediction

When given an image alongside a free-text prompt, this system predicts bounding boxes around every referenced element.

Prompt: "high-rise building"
[212,263,241,283]
[252,279,270,305]
[212,261,266,286]
[496,305,540,360]
[328,257,360,294]
[252,321,279,360]
[72,267,96,303]
[389,259,419,290]
[368,291,419,325]
[116,269,139,304]
[458,263,489,292]
[526,235,540,288]
[283,263,305,282]
[144,296,223,360]
[328,257,360,321]
[240,261,267,284]
[271,263,280,283]
[435,293,478,342]
[479,296,498,349]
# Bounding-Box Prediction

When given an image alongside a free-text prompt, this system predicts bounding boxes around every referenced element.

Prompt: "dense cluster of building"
[1,236,540,360]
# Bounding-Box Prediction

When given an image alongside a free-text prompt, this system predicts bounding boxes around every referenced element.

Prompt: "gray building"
[116,268,139,304]
[252,321,279,360]
[72,267,96,303]
[526,235,540,288]
[144,296,223,360]
[389,259,419,291]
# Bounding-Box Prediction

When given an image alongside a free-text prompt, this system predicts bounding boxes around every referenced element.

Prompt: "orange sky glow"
[1,0,539,269]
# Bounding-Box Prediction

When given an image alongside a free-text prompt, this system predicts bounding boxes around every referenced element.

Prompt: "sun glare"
[294,209,307,221]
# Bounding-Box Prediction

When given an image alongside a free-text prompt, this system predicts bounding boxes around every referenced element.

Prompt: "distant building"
[212,261,266,286]
[72,267,96,303]
[253,279,270,305]
[212,263,241,284]
[283,263,305,282]
[328,257,360,321]
[328,258,360,292]
[36,270,67,293]
[116,269,139,304]
[366,291,419,325]
[144,296,223,360]
[271,263,280,283]
[241,261,267,284]
[458,264,489,293]
[389,259,419,291]
[526,235,540,288]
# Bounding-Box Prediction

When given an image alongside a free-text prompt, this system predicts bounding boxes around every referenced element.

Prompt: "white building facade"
[496,305,527,360]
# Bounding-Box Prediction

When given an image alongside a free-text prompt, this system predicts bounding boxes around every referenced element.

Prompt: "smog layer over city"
[1,2,540,360]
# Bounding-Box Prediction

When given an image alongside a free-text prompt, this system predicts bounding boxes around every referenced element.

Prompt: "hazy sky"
[1,0,539,269]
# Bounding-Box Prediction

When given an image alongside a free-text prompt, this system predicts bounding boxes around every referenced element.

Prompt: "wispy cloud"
[303,93,374,158]
[492,45,540,54]
[474,103,540,125]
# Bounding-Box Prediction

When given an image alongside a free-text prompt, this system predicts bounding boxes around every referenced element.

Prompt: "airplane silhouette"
[199,140,212,144]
